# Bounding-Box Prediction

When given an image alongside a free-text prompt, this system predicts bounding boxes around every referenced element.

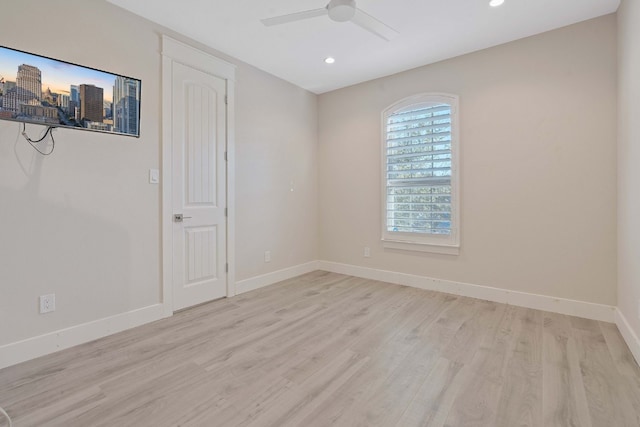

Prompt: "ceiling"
[106,0,620,94]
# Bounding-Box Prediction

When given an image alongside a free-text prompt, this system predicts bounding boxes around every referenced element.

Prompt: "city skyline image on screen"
[0,45,141,137]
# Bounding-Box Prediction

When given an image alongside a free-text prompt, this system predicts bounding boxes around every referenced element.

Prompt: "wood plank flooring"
[1,271,639,426]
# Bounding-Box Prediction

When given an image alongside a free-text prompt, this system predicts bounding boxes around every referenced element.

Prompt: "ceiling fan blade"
[351,8,399,41]
[261,8,328,26]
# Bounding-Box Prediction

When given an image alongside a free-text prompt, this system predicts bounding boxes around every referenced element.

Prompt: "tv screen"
[0,45,140,137]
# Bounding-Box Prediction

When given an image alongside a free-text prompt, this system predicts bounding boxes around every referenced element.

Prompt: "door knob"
[174,214,192,222]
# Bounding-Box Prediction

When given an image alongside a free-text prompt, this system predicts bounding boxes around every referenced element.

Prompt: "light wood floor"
[1,271,639,426]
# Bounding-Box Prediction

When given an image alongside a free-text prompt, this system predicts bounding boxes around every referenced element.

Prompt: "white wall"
[235,66,318,281]
[318,15,618,306]
[0,0,318,349]
[617,0,640,340]
[0,0,625,366]
[0,0,162,347]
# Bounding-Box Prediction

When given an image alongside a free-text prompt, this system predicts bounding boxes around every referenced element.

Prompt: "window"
[382,93,459,254]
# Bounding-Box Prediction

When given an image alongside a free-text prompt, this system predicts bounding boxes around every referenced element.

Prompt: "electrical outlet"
[264,250,271,263]
[39,294,56,314]
[364,247,371,258]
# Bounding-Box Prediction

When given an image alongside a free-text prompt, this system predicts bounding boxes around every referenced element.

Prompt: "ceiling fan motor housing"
[327,0,357,22]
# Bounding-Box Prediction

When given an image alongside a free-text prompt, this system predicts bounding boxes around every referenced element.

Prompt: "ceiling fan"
[261,0,399,41]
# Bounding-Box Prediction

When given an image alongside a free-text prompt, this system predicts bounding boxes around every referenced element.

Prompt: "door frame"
[161,35,236,316]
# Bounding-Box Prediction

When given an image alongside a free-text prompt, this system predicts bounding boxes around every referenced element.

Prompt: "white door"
[171,61,227,311]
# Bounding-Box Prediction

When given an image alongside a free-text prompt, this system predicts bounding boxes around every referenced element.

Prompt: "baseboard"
[615,308,640,365]
[0,261,623,370]
[0,261,320,370]
[0,303,168,370]
[236,261,321,295]
[318,261,616,323]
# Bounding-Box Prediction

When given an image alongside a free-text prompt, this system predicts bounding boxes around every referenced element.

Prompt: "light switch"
[149,169,159,184]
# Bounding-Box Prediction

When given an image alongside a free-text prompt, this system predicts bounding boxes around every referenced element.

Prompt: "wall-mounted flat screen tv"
[0,45,140,137]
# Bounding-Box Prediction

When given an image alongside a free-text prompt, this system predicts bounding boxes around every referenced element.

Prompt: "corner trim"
[615,308,640,365]
[236,261,321,295]
[0,304,168,370]
[318,261,616,323]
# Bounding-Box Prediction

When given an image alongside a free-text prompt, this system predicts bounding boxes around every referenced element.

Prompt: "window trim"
[380,93,460,255]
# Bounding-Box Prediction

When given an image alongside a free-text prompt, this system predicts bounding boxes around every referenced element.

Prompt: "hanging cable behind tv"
[21,122,56,156]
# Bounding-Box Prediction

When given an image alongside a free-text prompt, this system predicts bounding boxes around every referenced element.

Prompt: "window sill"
[382,239,460,256]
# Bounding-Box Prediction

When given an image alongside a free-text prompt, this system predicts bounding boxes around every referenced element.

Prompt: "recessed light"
[325,57,336,64]
[489,0,504,6]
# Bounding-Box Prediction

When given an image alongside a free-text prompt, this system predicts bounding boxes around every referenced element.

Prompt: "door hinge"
[224,207,228,217]
[224,151,228,161]
[224,95,228,105]
[225,263,229,273]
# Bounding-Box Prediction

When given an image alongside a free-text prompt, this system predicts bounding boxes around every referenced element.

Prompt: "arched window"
[382,93,460,254]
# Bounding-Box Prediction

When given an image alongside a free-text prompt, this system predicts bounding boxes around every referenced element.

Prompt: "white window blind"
[382,94,459,251]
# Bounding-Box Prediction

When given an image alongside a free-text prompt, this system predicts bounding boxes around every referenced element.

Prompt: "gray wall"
[617,0,640,342]
[318,15,618,305]
[0,0,318,346]
[0,0,625,361]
